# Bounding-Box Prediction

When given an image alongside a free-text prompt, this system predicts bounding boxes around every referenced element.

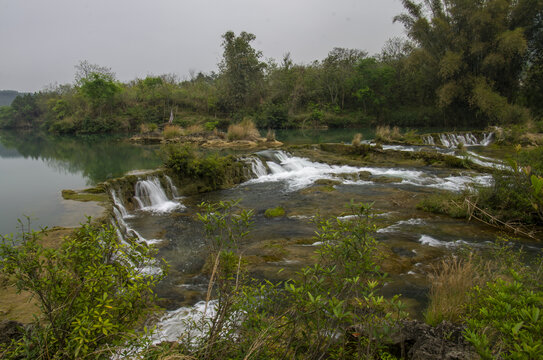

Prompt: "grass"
[163,124,183,139]
[227,118,261,141]
[417,192,469,218]
[266,128,276,142]
[182,124,204,136]
[375,125,402,142]
[425,254,490,325]
[352,132,362,146]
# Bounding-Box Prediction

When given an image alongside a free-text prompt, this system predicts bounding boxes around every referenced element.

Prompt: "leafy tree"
[218,31,266,113]
[74,60,116,86]
[0,220,166,359]
[395,0,540,125]
[320,48,367,110]
[352,57,396,117]
[79,73,120,116]
[9,93,42,127]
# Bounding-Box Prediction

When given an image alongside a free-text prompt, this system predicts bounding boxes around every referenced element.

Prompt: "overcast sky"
[0,0,406,92]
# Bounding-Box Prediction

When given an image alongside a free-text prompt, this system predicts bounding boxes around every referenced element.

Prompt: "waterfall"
[424,132,494,148]
[246,157,268,177]
[134,177,183,213]
[244,150,492,192]
[165,175,180,199]
[110,187,166,246]
[422,135,435,145]
[110,189,131,218]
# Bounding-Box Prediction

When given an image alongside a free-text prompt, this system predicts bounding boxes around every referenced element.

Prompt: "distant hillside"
[0,90,22,106]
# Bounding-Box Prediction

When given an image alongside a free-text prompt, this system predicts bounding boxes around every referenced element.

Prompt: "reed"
[163,124,183,139]
[425,254,490,325]
[352,133,363,146]
[227,118,260,141]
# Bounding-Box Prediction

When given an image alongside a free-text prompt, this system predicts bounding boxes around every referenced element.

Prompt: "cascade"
[134,176,183,213]
[246,157,267,177]
[422,135,435,145]
[165,175,180,198]
[245,150,492,192]
[422,132,494,148]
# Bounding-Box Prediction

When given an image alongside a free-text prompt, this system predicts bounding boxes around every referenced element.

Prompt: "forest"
[0,0,542,134]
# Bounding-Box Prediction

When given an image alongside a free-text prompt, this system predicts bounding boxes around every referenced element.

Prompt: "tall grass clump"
[425,254,490,326]
[375,125,402,142]
[227,118,260,141]
[163,124,183,139]
[352,132,363,146]
[183,124,204,136]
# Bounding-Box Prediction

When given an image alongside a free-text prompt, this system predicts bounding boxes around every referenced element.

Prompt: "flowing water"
[3,128,540,342]
[105,139,542,341]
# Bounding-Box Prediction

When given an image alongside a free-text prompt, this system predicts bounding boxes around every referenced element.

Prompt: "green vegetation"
[264,206,285,218]
[419,146,543,228]
[426,240,543,360]
[0,219,166,359]
[61,189,107,202]
[144,201,407,359]
[162,144,245,192]
[1,1,541,133]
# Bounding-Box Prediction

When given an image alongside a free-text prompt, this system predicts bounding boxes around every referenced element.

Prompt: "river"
[2,128,540,340]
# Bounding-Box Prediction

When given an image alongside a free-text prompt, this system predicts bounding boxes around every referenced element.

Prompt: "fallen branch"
[451,198,539,241]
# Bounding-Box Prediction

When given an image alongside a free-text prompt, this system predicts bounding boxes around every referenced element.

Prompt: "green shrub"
[464,275,543,359]
[0,219,166,359]
[162,145,237,190]
[264,206,285,218]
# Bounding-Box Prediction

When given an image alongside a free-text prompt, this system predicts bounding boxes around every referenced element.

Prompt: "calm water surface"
[0,130,162,236]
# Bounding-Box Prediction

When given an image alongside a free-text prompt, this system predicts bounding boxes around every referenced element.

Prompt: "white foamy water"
[423,132,494,148]
[246,151,491,192]
[377,218,425,233]
[134,177,184,213]
[418,235,468,248]
[152,300,218,344]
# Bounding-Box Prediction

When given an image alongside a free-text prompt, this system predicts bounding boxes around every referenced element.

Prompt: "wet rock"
[387,320,477,359]
[314,179,341,186]
[0,320,24,345]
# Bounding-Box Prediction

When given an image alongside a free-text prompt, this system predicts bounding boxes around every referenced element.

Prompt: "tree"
[320,47,367,110]
[395,0,540,124]
[0,220,166,359]
[74,60,116,86]
[79,73,120,116]
[218,31,265,113]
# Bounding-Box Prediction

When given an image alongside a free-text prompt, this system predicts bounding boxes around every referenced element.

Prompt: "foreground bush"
[0,220,166,359]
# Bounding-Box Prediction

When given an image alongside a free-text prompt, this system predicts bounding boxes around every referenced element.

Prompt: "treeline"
[1,0,542,134]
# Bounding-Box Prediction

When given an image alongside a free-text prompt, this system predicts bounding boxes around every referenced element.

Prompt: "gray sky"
[0,0,405,92]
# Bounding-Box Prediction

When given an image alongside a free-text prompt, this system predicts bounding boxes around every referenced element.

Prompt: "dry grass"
[163,124,183,139]
[352,133,363,146]
[182,124,204,136]
[424,254,491,325]
[375,125,402,142]
[140,123,158,134]
[227,118,261,141]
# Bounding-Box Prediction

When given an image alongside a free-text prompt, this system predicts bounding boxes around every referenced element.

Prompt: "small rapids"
[244,150,492,192]
[422,132,494,148]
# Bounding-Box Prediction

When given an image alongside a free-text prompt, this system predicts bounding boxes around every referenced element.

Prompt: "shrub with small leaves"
[0,219,166,359]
